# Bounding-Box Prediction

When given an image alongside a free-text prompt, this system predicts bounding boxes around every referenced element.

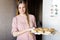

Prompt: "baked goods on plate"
[31,28,43,34]
[31,27,55,35]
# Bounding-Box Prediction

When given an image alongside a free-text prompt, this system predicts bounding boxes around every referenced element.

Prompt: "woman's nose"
[21,8,23,10]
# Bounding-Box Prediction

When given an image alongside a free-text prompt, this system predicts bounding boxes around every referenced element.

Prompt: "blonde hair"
[17,0,30,26]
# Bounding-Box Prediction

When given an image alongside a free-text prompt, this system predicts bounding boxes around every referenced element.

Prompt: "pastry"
[36,28,43,34]
[43,28,49,32]
[49,28,55,33]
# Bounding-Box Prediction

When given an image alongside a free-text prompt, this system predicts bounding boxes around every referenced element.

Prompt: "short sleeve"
[11,17,18,33]
[31,15,36,27]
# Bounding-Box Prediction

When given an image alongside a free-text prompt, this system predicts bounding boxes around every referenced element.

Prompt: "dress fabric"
[11,14,36,40]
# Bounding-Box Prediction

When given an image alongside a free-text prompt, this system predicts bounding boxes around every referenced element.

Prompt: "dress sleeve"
[11,17,18,33]
[31,15,37,27]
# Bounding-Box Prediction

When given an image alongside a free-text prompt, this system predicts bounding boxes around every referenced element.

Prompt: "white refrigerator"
[43,0,60,40]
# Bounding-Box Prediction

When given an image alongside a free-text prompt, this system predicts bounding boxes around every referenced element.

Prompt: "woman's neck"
[19,13,26,16]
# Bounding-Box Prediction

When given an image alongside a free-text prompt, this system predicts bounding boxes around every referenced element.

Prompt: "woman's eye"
[23,7,25,8]
[19,7,21,9]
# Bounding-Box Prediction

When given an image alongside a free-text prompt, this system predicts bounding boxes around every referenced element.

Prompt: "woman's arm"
[11,17,31,37]
[12,29,31,37]
[32,15,37,27]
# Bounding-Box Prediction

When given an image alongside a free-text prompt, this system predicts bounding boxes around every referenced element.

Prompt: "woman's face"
[18,3,26,14]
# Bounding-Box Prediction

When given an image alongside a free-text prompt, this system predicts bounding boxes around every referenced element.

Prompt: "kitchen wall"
[0,0,16,40]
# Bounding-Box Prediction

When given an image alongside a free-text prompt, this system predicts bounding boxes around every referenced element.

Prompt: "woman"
[11,0,36,40]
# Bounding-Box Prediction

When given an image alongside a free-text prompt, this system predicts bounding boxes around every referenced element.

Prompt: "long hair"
[17,0,30,26]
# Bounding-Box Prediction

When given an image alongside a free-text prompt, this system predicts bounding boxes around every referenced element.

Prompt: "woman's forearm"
[12,29,30,37]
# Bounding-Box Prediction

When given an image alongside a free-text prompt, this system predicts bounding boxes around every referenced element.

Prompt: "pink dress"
[11,14,36,40]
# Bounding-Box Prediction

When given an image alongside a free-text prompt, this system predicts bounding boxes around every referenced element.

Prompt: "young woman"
[11,0,36,40]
